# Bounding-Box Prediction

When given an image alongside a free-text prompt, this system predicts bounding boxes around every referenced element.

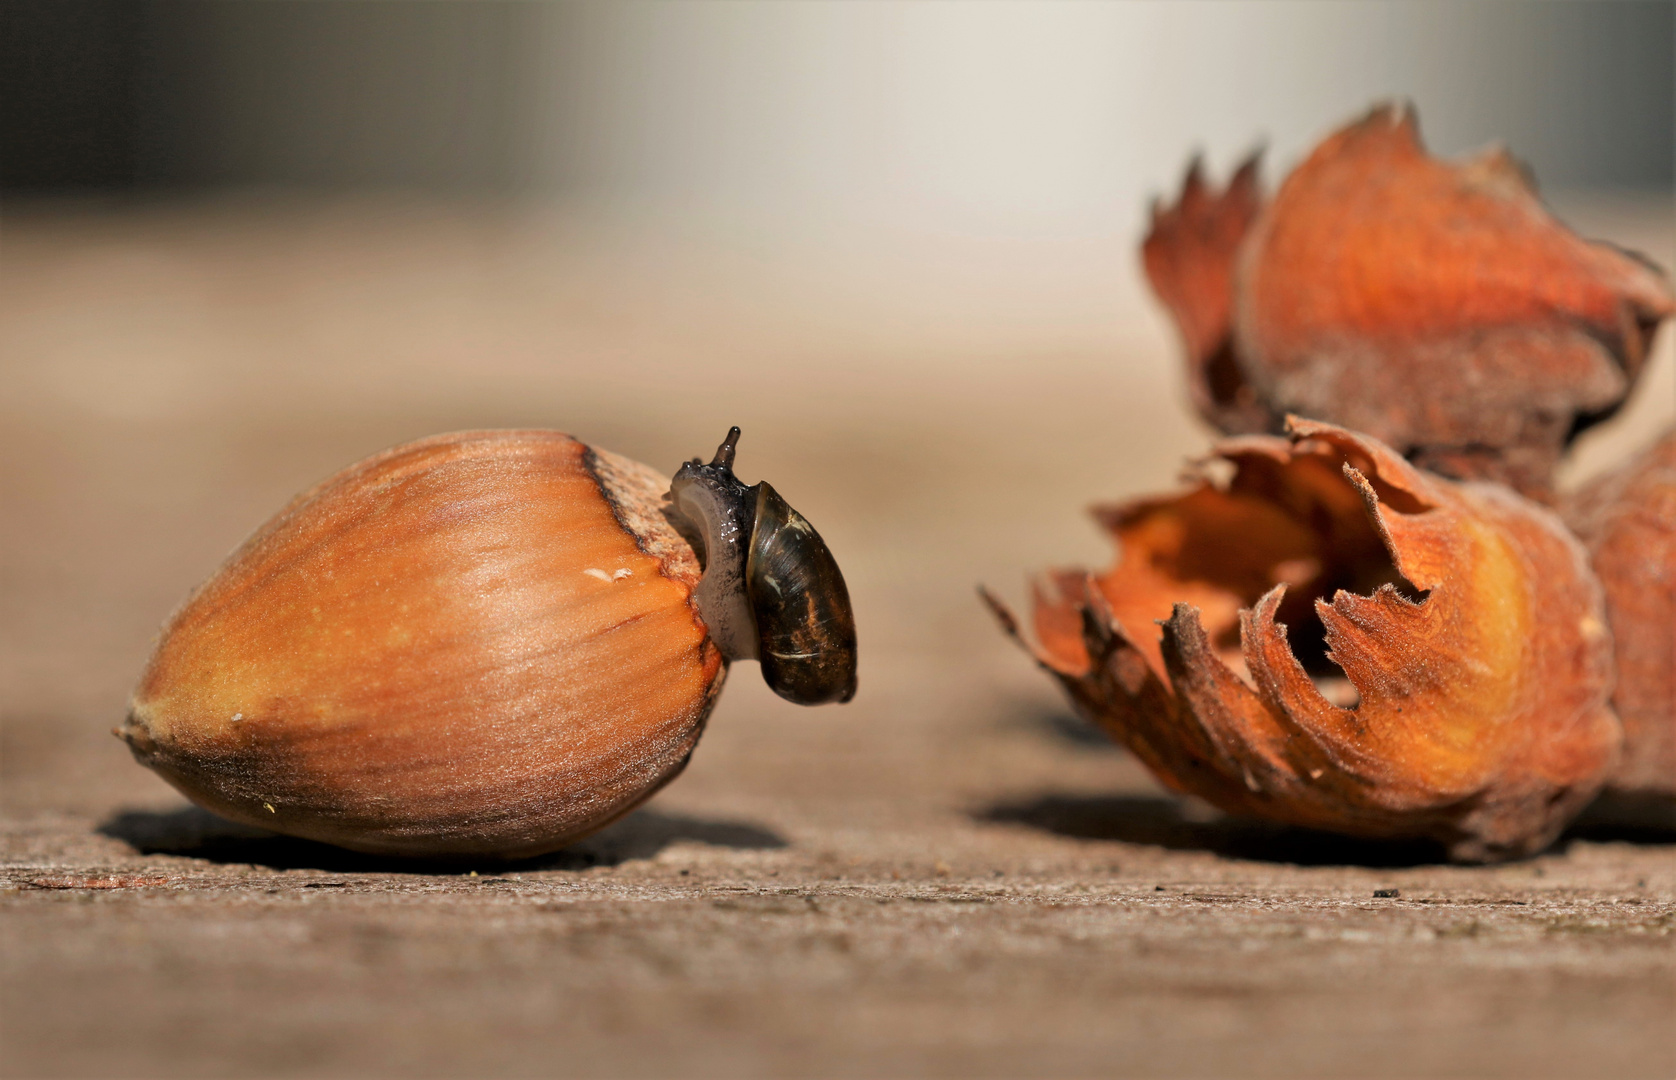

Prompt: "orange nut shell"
[120,431,726,859]
[987,419,1620,862]
[1565,430,1676,798]
[1143,104,1674,501]
[1141,152,1271,436]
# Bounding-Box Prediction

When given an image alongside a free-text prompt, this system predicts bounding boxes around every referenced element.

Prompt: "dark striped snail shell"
[668,428,858,705]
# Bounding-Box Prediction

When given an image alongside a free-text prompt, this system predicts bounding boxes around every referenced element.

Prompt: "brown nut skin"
[986,418,1621,862]
[1565,430,1676,798]
[119,431,725,860]
[1143,104,1675,501]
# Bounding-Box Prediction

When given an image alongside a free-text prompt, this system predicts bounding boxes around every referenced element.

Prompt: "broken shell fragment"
[1141,151,1273,436]
[1565,430,1676,798]
[1143,104,1675,500]
[119,428,855,859]
[986,419,1620,862]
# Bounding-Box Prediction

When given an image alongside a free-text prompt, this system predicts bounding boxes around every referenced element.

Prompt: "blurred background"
[3,3,1674,1075]
[3,0,1671,449]
[6,2,1673,200]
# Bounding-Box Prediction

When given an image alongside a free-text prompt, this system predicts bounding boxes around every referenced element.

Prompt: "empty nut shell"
[1143,104,1675,501]
[986,418,1621,862]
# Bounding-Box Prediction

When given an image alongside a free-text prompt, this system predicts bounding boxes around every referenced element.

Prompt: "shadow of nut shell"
[118,431,725,859]
[985,418,1621,863]
[1565,430,1676,799]
[1143,103,1675,502]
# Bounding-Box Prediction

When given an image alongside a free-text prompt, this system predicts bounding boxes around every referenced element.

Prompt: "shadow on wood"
[1561,792,1676,846]
[97,804,787,874]
[980,791,1676,866]
[977,794,1450,867]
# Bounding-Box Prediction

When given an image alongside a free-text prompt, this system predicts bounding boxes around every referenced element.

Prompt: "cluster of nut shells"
[995,103,1674,861]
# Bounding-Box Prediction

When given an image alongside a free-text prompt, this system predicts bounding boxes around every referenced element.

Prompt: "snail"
[118,427,855,859]
[669,427,858,706]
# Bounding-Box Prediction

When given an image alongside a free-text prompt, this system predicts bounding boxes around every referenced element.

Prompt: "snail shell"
[669,428,858,705]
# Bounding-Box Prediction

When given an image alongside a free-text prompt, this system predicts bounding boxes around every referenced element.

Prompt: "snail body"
[120,428,854,858]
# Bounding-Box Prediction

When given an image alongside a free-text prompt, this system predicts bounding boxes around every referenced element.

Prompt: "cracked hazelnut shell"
[1143,104,1675,500]
[986,419,1620,861]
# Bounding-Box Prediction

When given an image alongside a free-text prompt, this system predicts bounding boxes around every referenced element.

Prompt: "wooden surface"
[2,193,1673,1078]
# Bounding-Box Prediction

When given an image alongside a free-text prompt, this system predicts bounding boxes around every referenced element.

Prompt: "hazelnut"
[985,418,1620,862]
[119,428,855,858]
